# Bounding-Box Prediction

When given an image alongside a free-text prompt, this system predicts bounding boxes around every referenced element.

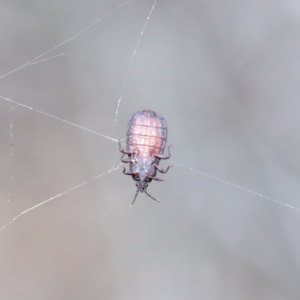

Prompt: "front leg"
[153,164,173,174]
[154,145,172,160]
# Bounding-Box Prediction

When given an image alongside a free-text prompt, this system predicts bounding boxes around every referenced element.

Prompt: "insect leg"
[153,164,173,174]
[118,139,139,155]
[154,145,172,160]
[123,167,137,176]
[147,175,165,182]
[120,154,135,164]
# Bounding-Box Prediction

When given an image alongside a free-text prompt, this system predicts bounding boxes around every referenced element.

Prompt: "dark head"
[136,180,148,193]
[130,180,159,206]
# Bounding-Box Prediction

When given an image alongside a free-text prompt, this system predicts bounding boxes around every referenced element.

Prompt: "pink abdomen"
[126,110,167,158]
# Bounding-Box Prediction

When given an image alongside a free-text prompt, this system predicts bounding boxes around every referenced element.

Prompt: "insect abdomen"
[126,110,167,157]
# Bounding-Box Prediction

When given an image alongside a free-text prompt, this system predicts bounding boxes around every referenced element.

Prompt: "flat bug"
[119,110,172,206]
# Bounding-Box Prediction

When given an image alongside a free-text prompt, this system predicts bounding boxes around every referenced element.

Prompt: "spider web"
[0,0,158,230]
[0,0,298,232]
[1,1,300,299]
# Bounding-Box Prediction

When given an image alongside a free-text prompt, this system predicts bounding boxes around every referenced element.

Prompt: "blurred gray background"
[1,0,300,299]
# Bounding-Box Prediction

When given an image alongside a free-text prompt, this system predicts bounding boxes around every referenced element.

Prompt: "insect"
[119,110,172,206]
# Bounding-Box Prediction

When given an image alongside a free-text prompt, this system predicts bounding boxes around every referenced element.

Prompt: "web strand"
[0,164,122,232]
[171,160,300,212]
[113,0,158,131]
[4,104,15,221]
[0,0,135,80]
[0,95,117,142]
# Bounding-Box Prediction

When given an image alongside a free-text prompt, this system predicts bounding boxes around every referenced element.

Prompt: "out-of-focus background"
[1,0,300,299]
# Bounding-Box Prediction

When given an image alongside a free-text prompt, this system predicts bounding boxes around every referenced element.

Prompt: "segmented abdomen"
[126,110,167,158]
